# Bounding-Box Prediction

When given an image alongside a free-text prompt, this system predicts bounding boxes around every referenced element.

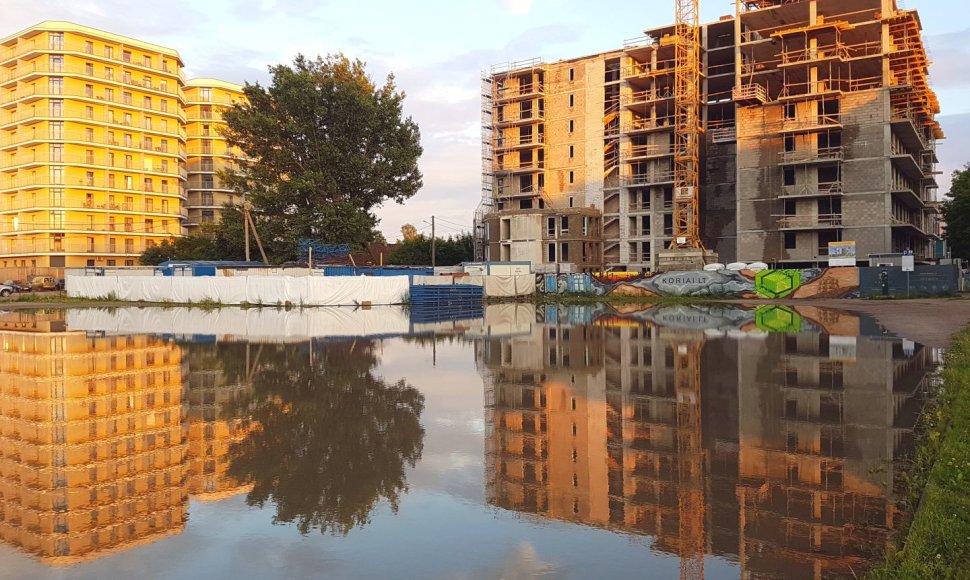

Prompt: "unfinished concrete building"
[475,0,942,271]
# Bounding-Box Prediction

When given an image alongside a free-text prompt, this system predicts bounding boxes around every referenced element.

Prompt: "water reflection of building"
[183,344,254,500]
[0,311,186,563]
[480,304,935,578]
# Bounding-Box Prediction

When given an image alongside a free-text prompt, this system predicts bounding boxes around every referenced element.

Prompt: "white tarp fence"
[65,306,412,340]
[67,274,410,306]
[411,274,534,297]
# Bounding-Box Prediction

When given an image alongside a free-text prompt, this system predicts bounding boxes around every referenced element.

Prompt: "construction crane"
[672,0,702,250]
[660,0,716,271]
[673,336,706,580]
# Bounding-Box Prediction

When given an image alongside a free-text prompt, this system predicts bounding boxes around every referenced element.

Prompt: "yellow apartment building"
[0,311,187,563]
[184,79,245,229]
[0,22,189,271]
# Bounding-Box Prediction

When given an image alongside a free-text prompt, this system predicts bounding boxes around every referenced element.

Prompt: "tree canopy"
[217,340,425,535]
[388,233,473,266]
[142,54,423,265]
[943,163,970,261]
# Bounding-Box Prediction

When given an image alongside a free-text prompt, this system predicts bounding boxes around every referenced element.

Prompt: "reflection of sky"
[0,334,744,579]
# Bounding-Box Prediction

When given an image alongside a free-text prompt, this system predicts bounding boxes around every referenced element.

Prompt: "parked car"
[2,280,29,292]
[30,276,58,291]
[0,283,13,298]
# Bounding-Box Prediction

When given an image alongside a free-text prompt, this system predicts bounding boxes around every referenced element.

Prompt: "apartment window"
[104,87,114,101]
[124,134,132,147]
[84,171,94,186]
[568,119,575,133]
[159,80,167,93]
[144,117,152,130]
[201,175,214,189]
[144,179,153,192]
[568,170,575,184]
[142,75,151,89]
[568,68,575,81]
[161,219,169,232]
[783,167,796,186]
[159,140,168,153]
[125,175,133,190]
[85,105,94,119]
[784,102,796,119]
[50,167,64,184]
[143,136,152,150]
[784,134,795,152]
[104,45,113,59]
[145,219,154,233]
[49,32,64,50]
[143,96,152,109]
[105,67,114,80]
[49,77,64,94]
[160,99,168,112]
[49,121,63,139]
[784,232,797,250]
[125,238,134,253]
[50,144,63,162]
[161,200,169,213]
[143,56,152,68]
[123,91,132,105]
[123,112,132,126]
[162,60,169,72]
[49,99,63,117]
[200,105,212,119]
[122,50,131,64]
[124,218,133,233]
[123,154,132,169]
[160,119,168,132]
[561,216,569,233]
[568,94,575,107]
[108,218,116,233]
[569,196,575,208]
[85,128,94,142]
[160,159,168,172]
[547,243,556,262]
[568,145,574,158]
[201,210,215,223]
[123,71,132,84]
[108,174,116,188]
[85,149,94,164]
[200,87,212,102]
[108,152,115,166]
[85,84,94,97]
[107,110,115,123]
[84,41,94,54]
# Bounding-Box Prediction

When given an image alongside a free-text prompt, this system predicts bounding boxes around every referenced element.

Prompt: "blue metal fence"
[410,284,484,308]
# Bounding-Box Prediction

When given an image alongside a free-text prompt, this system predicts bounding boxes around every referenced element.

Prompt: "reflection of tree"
[225,340,425,535]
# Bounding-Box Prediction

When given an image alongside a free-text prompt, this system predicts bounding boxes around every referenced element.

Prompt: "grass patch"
[868,327,970,579]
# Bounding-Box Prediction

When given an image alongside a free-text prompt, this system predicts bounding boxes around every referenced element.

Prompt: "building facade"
[184,79,245,230]
[0,22,244,276]
[477,0,942,271]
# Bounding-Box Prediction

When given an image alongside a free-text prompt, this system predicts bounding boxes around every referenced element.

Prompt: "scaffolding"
[474,72,494,262]
[671,0,704,250]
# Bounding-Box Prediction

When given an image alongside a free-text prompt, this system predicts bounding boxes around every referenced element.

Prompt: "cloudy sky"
[5,0,968,242]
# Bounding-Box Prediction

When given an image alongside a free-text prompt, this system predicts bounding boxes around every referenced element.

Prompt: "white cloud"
[498,0,535,16]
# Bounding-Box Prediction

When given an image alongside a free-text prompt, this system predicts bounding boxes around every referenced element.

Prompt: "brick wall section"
[841,89,891,259]
[701,140,738,263]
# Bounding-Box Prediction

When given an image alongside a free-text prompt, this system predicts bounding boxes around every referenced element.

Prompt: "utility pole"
[431,215,436,268]
[243,204,251,262]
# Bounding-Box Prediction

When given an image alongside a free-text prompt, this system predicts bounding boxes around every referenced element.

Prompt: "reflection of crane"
[673,336,705,580]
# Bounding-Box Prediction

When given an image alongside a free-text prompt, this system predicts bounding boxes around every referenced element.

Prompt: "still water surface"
[0,304,938,579]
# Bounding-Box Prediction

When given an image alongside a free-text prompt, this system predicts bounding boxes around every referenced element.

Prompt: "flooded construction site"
[0,303,944,579]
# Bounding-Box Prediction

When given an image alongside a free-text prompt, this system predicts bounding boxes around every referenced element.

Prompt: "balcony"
[0,38,186,81]
[493,134,544,151]
[493,159,544,174]
[626,144,671,161]
[733,83,768,105]
[778,181,843,198]
[779,146,843,165]
[625,115,675,134]
[891,215,927,234]
[0,86,183,118]
[494,82,544,103]
[778,214,844,230]
[622,87,674,107]
[621,170,675,187]
[495,110,545,127]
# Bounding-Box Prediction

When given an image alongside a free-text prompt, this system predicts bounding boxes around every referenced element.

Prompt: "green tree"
[388,233,473,266]
[943,163,970,260]
[220,54,423,263]
[222,340,425,535]
[139,225,221,265]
